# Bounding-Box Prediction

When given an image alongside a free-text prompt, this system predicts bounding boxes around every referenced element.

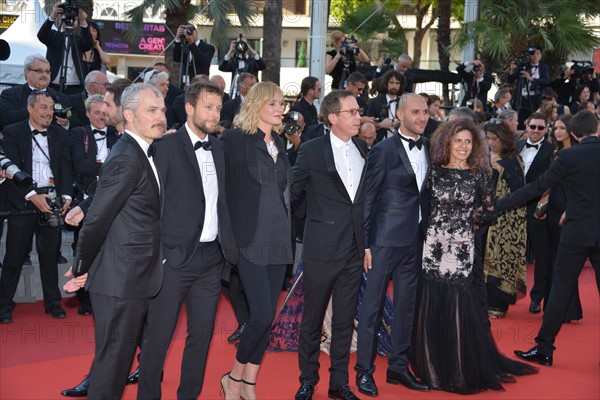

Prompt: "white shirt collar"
[185,122,209,146]
[330,131,351,150]
[125,130,151,155]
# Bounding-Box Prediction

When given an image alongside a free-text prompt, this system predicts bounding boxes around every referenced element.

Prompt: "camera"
[384,56,392,65]
[339,36,360,57]
[57,0,86,28]
[180,24,195,41]
[377,103,391,123]
[282,111,302,135]
[0,149,33,188]
[38,190,65,228]
[570,60,596,81]
[54,102,72,119]
[235,34,248,57]
[472,65,482,72]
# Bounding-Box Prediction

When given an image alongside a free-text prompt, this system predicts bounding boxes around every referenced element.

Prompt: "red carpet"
[1,265,598,399]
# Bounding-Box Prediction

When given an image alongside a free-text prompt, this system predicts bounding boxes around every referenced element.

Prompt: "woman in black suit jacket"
[220,82,292,399]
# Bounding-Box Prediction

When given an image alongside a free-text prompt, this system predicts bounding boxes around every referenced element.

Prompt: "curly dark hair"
[482,121,518,159]
[430,119,491,173]
[379,69,406,95]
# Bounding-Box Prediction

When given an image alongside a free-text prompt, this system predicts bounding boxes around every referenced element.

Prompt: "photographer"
[325,31,369,89]
[173,24,215,85]
[457,59,493,112]
[365,69,406,143]
[219,34,266,82]
[0,91,72,324]
[37,1,94,95]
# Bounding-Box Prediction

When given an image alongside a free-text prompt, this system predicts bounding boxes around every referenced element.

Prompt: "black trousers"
[221,267,250,327]
[138,241,223,400]
[536,243,600,356]
[299,250,362,389]
[87,292,149,400]
[0,214,61,308]
[356,244,421,376]
[526,214,550,304]
[235,254,286,365]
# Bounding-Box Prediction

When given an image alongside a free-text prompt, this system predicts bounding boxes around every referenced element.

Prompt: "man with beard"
[137,81,237,399]
[366,70,406,143]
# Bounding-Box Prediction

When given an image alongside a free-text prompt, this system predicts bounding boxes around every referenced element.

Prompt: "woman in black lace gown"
[411,119,538,394]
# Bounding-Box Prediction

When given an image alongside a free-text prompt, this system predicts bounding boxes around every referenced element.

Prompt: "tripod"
[339,58,351,89]
[178,40,196,89]
[514,65,535,128]
[229,55,247,99]
[56,19,84,94]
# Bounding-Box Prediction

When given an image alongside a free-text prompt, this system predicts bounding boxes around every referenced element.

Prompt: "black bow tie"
[93,129,106,136]
[400,134,423,151]
[525,142,539,149]
[194,140,212,151]
[147,144,156,158]
[32,129,47,137]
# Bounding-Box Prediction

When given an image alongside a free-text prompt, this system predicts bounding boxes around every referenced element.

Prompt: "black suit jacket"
[37,19,94,84]
[154,127,237,269]
[456,64,493,109]
[507,63,551,97]
[221,128,289,248]
[219,55,266,80]
[73,133,162,299]
[517,139,553,213]
[1,120,72,210]
[499,136,600,247]
[67,91,89,127]
[366,94,393,143]
[165,84,184,129]
[303,123,326,142]
[220,97,242,124]
[0,85,79,129]
[173,40,215,77]
[364,133,430,248]
[290,98,319,132]
[70,125,119,195]
[291,133,368,263]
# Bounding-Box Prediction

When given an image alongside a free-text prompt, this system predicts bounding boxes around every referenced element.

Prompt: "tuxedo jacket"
[290,98,319,131]
[0,85,78,129]
[507,63,551,97]
[154,127,237,269]
[517,139,553,213]
[173,40,215,77]
[1,120,72,210]
[456,64,493,109]
[221,128,289,248]
[70,125,120,195]
[220,97,242,124]
[303,123,326,142]
[37,18,94,84]
[364,133,430,248]
[499,136,600,247]
[165,84,184,129]
[366,94,393,143]
[291,133,368,263]
[73,133,162,299]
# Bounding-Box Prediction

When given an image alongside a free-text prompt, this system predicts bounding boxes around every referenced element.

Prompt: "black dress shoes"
[328,384,361,400]
[295,383,315,400]
[356,373,378,396]
[386,369,430,392]
[0,307,12,324]
[127,367,140,384]
[529,300,541,314]
[61,376,89,397]
[78,301,92,316]
[57,253,69,264]
[514,346,553,366]
[45,303,66,319]
[227,322,247,343]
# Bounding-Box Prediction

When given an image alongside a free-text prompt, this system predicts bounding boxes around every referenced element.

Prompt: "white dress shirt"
[330,132,364,202]
[398,130,428,222]
[520,137,544,176]
[92,126,109,163]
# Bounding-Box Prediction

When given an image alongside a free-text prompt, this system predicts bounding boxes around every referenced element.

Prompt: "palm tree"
[262,0,282,84]
[436,0,451,102]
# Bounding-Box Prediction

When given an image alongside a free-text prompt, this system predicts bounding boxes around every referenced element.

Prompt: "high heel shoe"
[220,372,242,399]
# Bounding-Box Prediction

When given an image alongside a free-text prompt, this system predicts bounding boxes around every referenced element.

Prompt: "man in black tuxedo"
[517,112,553,314]
[0,91,72,324]
[173,24,215,86]
[220,73,256,124]
[37,2,93,95]
[290,77,321,133]
[64,84,165,399]
[219,34,266,82]
[355,93,431,396]
[499,111,600,366]
[0,55,77,130]
[456,59,493,111]
[68,71,111,127]
[366,69,406,143]
[293,90,367,400]
[138,82,237,399]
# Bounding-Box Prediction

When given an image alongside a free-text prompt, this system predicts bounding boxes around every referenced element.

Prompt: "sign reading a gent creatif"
[97,20,167,56]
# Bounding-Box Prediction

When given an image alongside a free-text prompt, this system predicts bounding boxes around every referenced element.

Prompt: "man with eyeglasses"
[293,90,367,400]
[517,112,553,315]
[346,72,374,125]
[68,70,111,127]
[0,54,77,130]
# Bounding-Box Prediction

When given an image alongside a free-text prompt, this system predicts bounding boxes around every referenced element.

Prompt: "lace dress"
[411,166,538,394]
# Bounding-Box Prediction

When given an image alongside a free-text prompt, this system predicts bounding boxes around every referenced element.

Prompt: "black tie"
[93,129,106,136]
[32,129,47,137]
[400,134,423,151]
[525,142,539,149]
[194,141,212,151]
[147,144,156,158]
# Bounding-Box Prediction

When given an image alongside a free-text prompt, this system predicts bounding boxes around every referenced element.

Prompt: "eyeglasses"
[528,124,546,131]
[91,82,111,87]
[336,108,361,116]
[28,68,51,74]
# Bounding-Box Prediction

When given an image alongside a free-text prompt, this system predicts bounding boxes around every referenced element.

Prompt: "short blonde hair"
[234,82,283,135]
[329,30,345,47]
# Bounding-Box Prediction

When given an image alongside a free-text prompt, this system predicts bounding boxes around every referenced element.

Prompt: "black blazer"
[456,63,493,109]
[173,40,215,77]
[517,139,553,213]
[291,133,368,263]
[290,98,319,132]
[165,84,184,129]
[1,120,72,210]
[0,84,79,130]
[67,91,89,127]
[303,123,326,142]
[364,133,430,248]
[37,19,94,84]
[70,125,119,195]
[366,94,393,143]
[220,97,242,124]
[507,63,551,97]
[498,136,600,247]
[221,128,289,248]
[219,56,266,80]
[73,133,163,299]
[154,127,237,268]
